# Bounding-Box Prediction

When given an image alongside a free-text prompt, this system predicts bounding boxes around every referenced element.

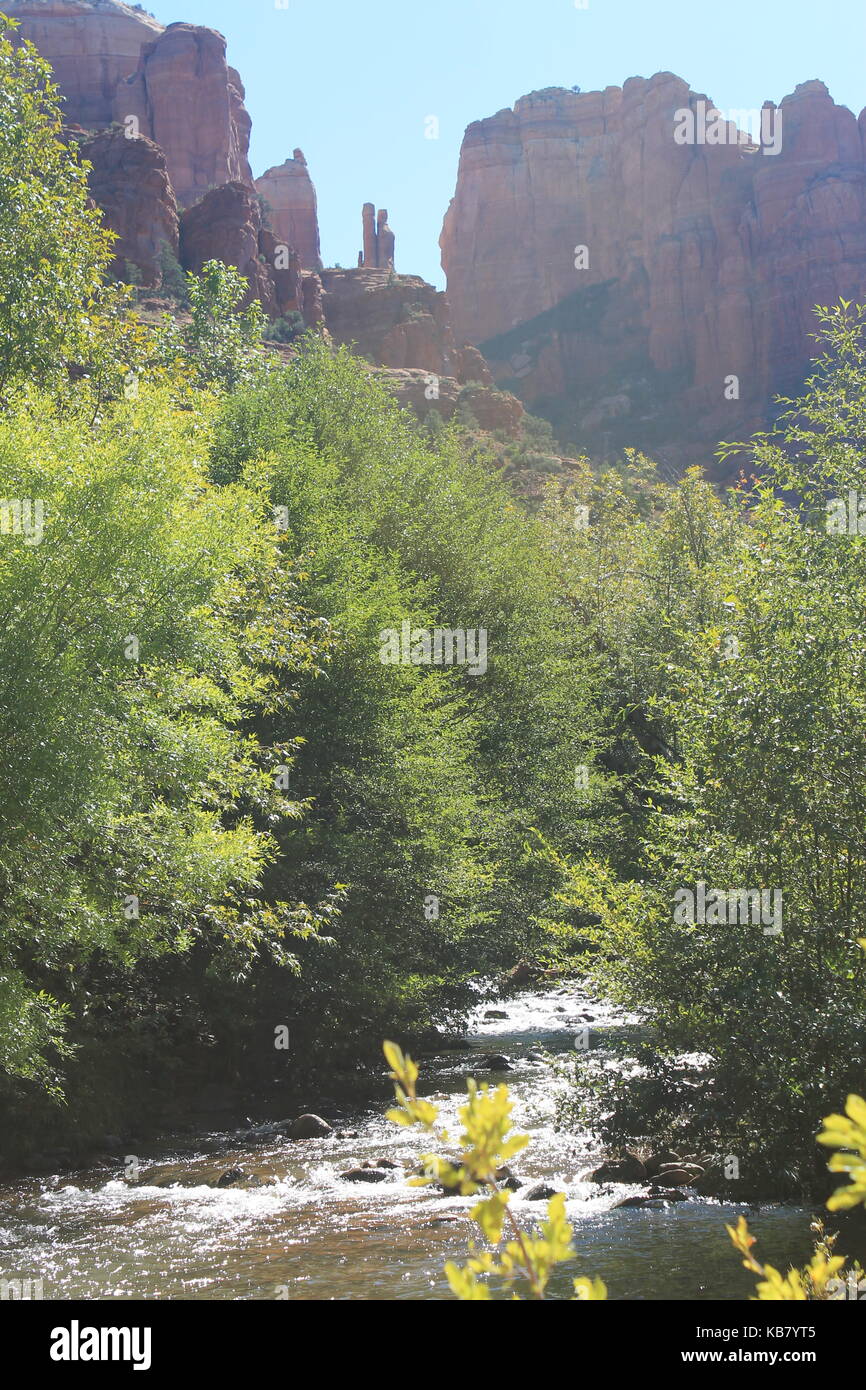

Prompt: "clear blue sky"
[146,0,865,287]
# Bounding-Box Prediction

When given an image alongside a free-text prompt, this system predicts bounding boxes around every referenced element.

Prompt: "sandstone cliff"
[440,74,866,468]
[76,125,179,287]
[7,3,253,208]
[6,0,161,126]
[2,4,573,455]
[113,22,253,208]
[180,181,275,313]
[255,153,322,271]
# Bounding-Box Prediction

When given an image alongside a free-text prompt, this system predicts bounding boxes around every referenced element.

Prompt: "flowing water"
[0,986,813,1300]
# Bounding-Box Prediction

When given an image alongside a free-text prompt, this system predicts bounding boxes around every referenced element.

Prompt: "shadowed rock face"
[440,74,866,471]
[180,182,277,315]
[75,125,179,287]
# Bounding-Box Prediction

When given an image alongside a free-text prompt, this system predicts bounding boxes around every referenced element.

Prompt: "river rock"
[499,960,540,992]
[590,1152,648,1184]
[483,1009,508,1020]
[691,1168,724,1195]
[644,1149,682,1177]
[287,1114,333,1140]
[478,1053,512,1069]
[215,1168,247,1188]
[341,1167,389,1183]
[656,1164,704,1185]
[522,1182,563,1201]
[615,1189,686,1208]
[375,1158,401,1169]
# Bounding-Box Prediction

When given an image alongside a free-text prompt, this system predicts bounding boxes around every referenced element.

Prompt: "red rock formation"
[254,152,322,271]
[6,0,161,127]
[454,344,493,386]
[362,203,377,269]
[7,5,254,212]
[301,273,325,331]
[440,75,866,468]
[76,124,179,287]
[259,230,303,318]
[180,182,276,314]
[114,23,253,209]
[358,204,396,268]
[180,183,325,330]
[320,268,465,375]
[377,209,395,269]
[377,368,524,436]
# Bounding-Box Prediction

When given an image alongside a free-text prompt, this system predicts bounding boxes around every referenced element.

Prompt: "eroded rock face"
[114,22,253,209]
[6,5,254,212]
[179,183,326,329]
[180,181,275,313]
[301,273,325,330]
[76,125,179,287]
[440,74,866,469]
[6,0,162,127]
[258,230,302,318]
[319,268,466,377]
[254,152,322,271]
[377,368,524,437]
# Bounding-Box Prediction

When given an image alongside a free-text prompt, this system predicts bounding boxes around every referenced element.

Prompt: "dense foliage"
[536,307,866,1192]
[0,13,863,1226]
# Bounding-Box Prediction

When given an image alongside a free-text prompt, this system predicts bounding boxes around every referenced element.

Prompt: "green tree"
[161,260,266,391]
[0,385,331,1093]
[0,15,115,398]
[541,305,866,1193]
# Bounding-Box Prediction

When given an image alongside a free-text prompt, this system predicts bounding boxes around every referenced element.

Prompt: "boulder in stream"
[644,1149,682,1177]
[522,1182,563,1201]
[499,960,541,992]
[287,1114,334,1140]
[589,1152,647,1184]
[655,1164,704,1185]
[478,1053,512,1070]
[215,1168,247,1188]
[615,1189,687,1208]
[341,1167,389,1183]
